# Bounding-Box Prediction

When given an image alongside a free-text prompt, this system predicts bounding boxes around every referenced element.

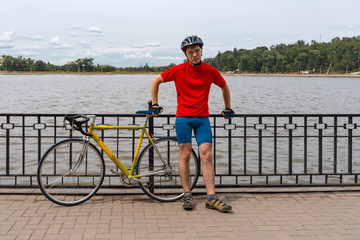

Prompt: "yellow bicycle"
[37,107,199,206]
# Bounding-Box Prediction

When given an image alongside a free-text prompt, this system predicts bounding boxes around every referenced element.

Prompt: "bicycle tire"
[37,138,105,206]
[136,137,199,202]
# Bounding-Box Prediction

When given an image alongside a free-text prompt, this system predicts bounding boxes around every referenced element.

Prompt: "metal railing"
[0,113,360,188]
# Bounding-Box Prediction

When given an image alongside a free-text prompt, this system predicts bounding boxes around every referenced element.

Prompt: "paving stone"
[0,191,360,239]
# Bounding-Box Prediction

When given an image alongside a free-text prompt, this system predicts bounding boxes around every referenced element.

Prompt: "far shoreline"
[1,70,360,78]
[222,73,360,78]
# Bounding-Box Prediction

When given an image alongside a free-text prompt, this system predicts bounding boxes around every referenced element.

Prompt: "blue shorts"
[175,117,212,146]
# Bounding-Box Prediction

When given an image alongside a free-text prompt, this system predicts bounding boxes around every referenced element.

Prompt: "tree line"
[0,56,175,73]
[204,36,360,74]
[0,56,112,72]
[1,36,360,74]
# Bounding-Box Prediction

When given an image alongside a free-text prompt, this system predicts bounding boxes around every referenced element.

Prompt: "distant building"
[65,61,78,65]
[299,70,314,74]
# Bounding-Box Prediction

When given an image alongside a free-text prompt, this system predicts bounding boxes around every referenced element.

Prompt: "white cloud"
[55,43,72,49]
[108,40,121,44]
[85,50,100,57]
[132,44,146,48]
[17,50,40,56]
[48,37,71,49]
[348,25,355,30]
[79,40,91,48]
[131,41,161,48]
[124,52,152,59]
[156,56,182,61]
[246,37,252,41]
[50,51,62,57]
[146,41,161,47]
[98,47,139,54]
[18,46,44,51]
[87,26,102,36]
[88,26,101,33]
[0,42,14,49]
[69,24,82,30]
[0,29,16,42]
[49,36,60,45]
[17,35,43,41]
[69,26,103,37]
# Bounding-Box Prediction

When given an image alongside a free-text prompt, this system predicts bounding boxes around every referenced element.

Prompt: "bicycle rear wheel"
[136,137,199,202]
[37,138,105,206]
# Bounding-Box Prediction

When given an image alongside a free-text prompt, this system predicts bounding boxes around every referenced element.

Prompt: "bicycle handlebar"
[64,114,93,137]
[135,109,161,115]
[223,112,235,118]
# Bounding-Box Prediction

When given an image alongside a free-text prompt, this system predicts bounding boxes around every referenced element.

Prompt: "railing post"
[333,116,338,174]
[22,116,26,176]
[258,116,262,175]
[148,101,154,192]
[289,116,293,175]
[348,116,353,174]
[37,115,41,163]
[6,116,10,176]
[318,116,323,174]
[274,116,278,175]
[304,116,308,174]
[228,117,232,175]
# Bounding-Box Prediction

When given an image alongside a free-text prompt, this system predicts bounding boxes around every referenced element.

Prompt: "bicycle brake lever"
[63,118,74,134]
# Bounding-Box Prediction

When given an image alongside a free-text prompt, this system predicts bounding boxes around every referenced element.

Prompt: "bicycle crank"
[110,169,137,187]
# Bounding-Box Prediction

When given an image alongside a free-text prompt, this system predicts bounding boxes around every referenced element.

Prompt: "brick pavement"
[1,190,360,240]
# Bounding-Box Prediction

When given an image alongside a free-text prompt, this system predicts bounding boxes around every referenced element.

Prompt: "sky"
[0,0,359,67]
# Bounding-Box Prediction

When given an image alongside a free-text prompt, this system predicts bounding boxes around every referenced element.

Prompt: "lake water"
[1,74,360,114]
[1,74,360,186]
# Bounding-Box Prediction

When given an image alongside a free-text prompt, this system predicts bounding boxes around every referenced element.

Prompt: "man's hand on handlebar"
[221,108,235,119]
[150,103,163,117]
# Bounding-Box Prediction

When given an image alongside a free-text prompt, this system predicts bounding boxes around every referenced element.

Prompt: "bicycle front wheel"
[136,137,199,202]
[37,138,105,206]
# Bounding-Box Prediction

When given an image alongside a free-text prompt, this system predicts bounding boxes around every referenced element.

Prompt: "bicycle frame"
[86,115,162,180]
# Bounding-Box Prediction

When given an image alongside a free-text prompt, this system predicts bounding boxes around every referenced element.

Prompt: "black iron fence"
[0,113,360,188]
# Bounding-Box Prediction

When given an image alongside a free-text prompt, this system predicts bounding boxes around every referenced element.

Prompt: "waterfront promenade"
[1,188,360,239]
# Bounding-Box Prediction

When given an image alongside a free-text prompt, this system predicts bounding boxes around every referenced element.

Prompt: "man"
[150,35,234,213]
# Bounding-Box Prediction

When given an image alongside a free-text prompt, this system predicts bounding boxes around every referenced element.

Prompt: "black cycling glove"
[150,103,163,114]
[221,108,235,118]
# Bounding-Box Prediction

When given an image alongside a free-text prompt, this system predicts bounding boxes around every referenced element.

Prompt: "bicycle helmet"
[181,35,204,52]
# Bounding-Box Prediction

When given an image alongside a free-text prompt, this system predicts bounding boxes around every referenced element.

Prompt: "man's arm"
[151,75,163,105]
[221,84,231,109]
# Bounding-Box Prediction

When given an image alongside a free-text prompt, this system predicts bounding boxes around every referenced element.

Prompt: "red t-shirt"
[160,61,226,117]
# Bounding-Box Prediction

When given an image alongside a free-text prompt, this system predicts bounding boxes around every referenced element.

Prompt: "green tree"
[26,58,35,71]
[296,52,308,71]
[308,50,321,71]
[33,60,47,71]
[275,54,286,73]
[238,55,250,72]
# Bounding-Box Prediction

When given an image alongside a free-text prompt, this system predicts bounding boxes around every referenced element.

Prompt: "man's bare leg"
[178,143,192,192]
[178,143,194,210]
[199,142,232,212]
[198,143,215,195]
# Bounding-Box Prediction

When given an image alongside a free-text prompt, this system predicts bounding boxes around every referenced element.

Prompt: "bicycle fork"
[70,136,91,173]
